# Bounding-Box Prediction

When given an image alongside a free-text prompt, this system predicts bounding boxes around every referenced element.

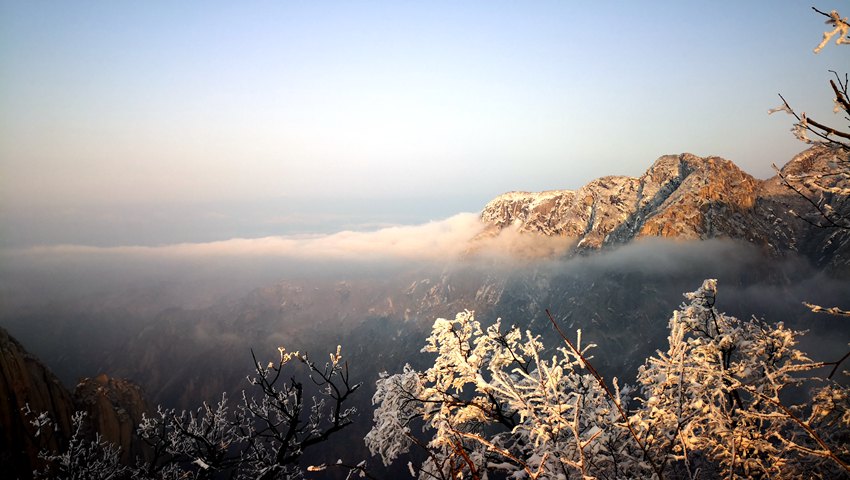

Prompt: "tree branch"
[546,309,666,480]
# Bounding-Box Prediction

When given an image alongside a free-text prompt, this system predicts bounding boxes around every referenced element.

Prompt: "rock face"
[0,327,74,479]
[74,374,152,465]
[480,146,850,269]
[0,327,151,478]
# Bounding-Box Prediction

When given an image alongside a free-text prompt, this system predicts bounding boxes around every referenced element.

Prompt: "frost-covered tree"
[134,346,360,480]
[365,310,652,479]
[636,280,850,479]
[769,4,850,341]
[26,288,850,479]
[366,281,850,479]
[30,346,360,480]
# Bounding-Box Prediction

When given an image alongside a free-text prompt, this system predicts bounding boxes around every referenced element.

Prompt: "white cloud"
[11,213,488,262]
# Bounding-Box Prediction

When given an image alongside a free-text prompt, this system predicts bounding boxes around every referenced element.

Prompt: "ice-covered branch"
[813,7,850,53]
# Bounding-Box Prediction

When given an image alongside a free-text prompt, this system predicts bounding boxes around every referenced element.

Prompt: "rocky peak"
[479,148,850,269]
[74,373,152,465]
[634,154,760,241]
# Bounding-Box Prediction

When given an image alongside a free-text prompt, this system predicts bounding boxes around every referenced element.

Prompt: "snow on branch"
[813,7,850,53]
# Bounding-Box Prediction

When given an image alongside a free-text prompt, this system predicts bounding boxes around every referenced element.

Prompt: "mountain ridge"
[478,146,850,269]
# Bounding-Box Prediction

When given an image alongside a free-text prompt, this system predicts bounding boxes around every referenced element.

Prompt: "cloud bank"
[5,212,581,265]
[8,213,484,262]
[0,213,574,307]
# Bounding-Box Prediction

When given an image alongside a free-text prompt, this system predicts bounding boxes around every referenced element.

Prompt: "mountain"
[0,327,151,479]
[479,146,850,270]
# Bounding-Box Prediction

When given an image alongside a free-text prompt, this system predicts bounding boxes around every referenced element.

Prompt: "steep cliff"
[479,147,850,269]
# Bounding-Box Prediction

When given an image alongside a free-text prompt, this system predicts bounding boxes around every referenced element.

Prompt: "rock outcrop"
[74,374,152,465]
[0,327,74,479]
[0,327,151,478]
[479,146,850,269]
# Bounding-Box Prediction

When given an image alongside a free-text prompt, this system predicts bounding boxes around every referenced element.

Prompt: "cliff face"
[0,327,74,479]
[0,327,151,478]
[480,147,850,269]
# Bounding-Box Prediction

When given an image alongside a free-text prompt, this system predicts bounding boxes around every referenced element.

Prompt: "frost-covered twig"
[812,7,850,53]
[734,381,850,474]
[770,93,850,148]
[770,161,850,229]
[308,460,378,480]
[805,302,850,317]
[546,308,666,480]
[450,428,548,480]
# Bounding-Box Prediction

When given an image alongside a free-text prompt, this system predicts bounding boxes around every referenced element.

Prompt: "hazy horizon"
[2,4,849,477]
[2,1,848,248]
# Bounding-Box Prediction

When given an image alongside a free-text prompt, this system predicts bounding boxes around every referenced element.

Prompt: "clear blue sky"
[1,1,848,246]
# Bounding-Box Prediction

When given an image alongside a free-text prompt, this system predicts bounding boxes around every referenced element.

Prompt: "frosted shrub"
[27,282,849,479]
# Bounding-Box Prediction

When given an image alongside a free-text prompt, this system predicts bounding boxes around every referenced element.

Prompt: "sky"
[1,1,848,247]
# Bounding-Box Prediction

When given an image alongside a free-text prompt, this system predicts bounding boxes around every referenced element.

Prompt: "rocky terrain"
[479,146,850,270]
[0,327,151,478]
